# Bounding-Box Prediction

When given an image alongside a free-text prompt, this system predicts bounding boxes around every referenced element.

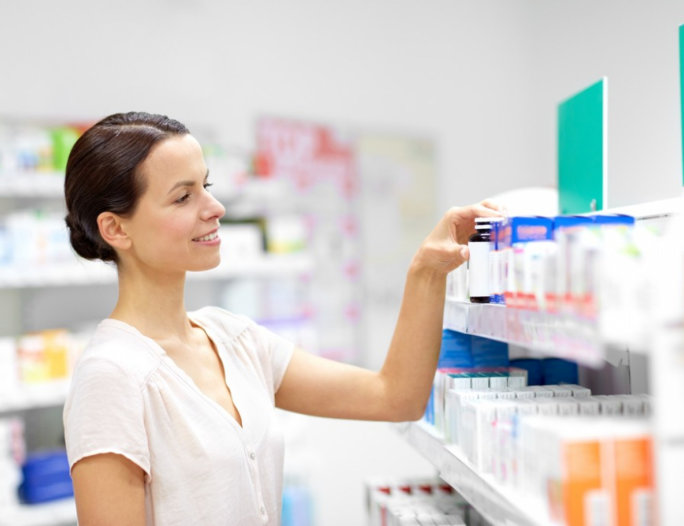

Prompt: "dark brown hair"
[64,112,189,263]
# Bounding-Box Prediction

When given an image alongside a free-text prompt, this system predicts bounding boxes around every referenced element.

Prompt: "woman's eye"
[203,182,213,191]
[175,193,191,204]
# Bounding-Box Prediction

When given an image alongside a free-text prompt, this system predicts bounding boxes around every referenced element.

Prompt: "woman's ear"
[97,212,131,252]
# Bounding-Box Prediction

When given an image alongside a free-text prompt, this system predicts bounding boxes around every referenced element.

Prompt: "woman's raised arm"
[275,201,502,421]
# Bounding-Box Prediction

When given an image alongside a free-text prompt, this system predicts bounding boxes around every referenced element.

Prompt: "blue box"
[439,329,473,368]
[509,358,543,386]
[19,450,73,504]
[542,358,579,385]
[591,214,635,226]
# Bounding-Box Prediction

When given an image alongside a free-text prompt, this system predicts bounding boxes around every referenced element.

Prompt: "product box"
[439,330,474,369]
[545,385,573,398]
[488,218,505,304]
[576,398,601,416]
[553,215,594,314]
[610,423,654,526]
[490,400,518,482]
[500,217,554,309]
[19,449,73,504]
[618,395,646,417]
[525,386,554,398]
[521,417,653,526]
[542,358,579,385]
[435,367,526,437]
[458,391,499,460]
[591,214,635,227]
[594,395,623,416]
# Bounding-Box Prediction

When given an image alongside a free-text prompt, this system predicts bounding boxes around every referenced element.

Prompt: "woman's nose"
[202,192,226,222]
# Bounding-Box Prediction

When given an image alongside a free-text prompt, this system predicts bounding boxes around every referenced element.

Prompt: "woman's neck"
[109,266,194,342]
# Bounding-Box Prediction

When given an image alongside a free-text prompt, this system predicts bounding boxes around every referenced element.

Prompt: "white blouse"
[63,306,295,526]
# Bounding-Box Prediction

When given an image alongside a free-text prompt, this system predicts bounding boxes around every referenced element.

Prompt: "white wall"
[529,1,684,207]
[0,0,539,209]
[2,1,682,206]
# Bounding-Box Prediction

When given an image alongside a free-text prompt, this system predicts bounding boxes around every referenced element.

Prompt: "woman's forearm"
[379,259,447,421]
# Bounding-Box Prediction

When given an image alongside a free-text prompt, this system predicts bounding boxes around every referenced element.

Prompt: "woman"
[62,111,500,525]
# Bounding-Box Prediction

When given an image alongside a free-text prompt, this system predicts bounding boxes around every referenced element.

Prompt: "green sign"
[680,24,684,184]
[558,78,607,214]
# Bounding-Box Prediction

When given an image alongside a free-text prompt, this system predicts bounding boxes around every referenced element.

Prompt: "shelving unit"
[443,297,628,368]
[396,421,551,526]
[397,200,683,525]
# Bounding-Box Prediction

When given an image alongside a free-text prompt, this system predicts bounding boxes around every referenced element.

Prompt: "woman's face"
[120,134,226,275]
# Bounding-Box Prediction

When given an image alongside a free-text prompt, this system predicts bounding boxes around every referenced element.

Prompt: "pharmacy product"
[468,218,495,303]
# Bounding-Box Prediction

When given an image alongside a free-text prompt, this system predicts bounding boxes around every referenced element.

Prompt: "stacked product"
[519,417,653,526]
[424,329,510,428]
[433,375,652,525]
[0,209,73,271]
[0,328,87,411]
[0,123,80,177]
[366,478,471,526]
[448,213,638,317]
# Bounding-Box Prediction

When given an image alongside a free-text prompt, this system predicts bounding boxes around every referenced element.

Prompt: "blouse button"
[249,451,256,460]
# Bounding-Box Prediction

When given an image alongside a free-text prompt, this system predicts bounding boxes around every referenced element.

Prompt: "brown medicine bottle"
[468,217,494,303]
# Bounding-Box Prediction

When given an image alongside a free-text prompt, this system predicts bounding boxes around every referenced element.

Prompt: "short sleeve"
[63,355,151,479]
[247,323,296,392]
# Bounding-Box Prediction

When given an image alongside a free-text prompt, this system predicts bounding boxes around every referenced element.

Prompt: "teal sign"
[558,78,607,214]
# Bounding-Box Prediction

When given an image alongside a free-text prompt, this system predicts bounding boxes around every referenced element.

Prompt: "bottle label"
[468,241,492,297]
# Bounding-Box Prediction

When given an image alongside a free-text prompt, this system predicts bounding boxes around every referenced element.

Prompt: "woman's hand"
[411,200,504,276]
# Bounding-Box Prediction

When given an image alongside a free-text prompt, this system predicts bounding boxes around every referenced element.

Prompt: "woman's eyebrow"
[166,171,210,194]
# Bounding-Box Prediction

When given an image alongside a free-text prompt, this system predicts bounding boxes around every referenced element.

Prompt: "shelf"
[191,252,315,280]
[0,174,65,198]
[0,253,314,289]
[0,173,255,202]
[443,297,629,367]
[0,380,70,415]
[0,497,76,526]
[396,421,552,526]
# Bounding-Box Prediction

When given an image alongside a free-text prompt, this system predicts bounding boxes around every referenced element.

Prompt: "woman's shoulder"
[189,306,255,339]
[72,318,164,386]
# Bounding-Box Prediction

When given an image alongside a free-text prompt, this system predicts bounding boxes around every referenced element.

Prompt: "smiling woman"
[97,133,226,275]
[61,111,502,526]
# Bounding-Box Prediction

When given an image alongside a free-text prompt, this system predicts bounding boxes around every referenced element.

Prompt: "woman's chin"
[189,256,222,273]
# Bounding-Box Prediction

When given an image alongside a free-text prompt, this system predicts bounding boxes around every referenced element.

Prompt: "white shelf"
[0,497,76,526]
[0,253,314,289]
[0,380,70,415]
[0,173,257,202]
[0,174,65,198]
[443,297,629,367]
[396,421,552,526]
[191,252,315,280]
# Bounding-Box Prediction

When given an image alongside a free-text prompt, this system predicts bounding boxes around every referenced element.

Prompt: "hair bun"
[65,214,113,261]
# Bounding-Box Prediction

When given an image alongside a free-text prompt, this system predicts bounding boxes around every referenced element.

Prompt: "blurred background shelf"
[0,174,65,198]
[0,498,76,526]
[0,380,70,416]
[0,253,314,289]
